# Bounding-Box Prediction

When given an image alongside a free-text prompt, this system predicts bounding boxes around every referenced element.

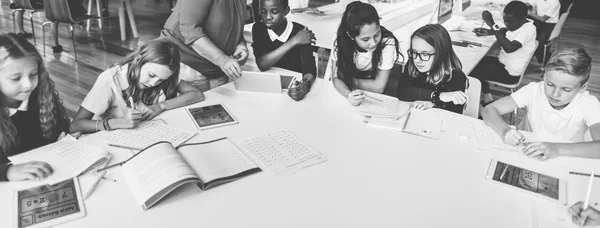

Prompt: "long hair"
[406,24,462,85]
[544,47,592,85]
[334,1,402,90]
[0,33,70,156]
[116,38,180,107]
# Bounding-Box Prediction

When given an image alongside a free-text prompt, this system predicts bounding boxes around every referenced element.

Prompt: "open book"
[119,137,261,210]
[356,93,412,119]
[8,135,111,185]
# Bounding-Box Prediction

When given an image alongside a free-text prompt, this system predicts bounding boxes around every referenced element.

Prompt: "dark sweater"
[251,21,316,76]
[1,100,68,181]
[396,67,468,114]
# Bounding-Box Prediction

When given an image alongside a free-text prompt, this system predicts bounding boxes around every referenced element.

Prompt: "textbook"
[118,137,261,210]
[8,135,111,185]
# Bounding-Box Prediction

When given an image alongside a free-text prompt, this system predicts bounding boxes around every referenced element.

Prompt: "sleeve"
[511,82,538,108]
[512,24,536,47]
[396,67,435,101]
[542,0,561,18]
[300,44,317,76]
[583,96,600,127]
[0,164,11,182]
[81,69,117,116]
[436,70,468,113]
[178,0,214,45]
[378,38,398,70]
[251,23,270,60]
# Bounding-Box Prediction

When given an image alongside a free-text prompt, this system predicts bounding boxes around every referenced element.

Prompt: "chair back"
[43,0,75,23]
[463,76,481,118]
[14,0,43,10]
[548,3,573,42]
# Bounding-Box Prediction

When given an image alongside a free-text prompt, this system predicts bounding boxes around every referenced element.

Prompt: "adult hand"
[217,55,242,80]
[569,202,600,226]
[347,90,366,106]
[115,109,142,129]
[502,128,525,146]
[522,142,560,161]
[288,80,311,101]
[482,10,495,27]
[411,101,434,110]
[289,29,316,46]
[140,104,164,121]
[439,91,470,104]
[6,161,54,181]
[232,45,249,66]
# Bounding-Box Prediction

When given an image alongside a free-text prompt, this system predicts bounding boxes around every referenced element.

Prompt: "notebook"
[119,137,261,210]
[357,93,412,119]
[8,135,111,185]
[234,71,296,93]
[105,120,196,151]
[401,109,443,140]
[243,130,327,175]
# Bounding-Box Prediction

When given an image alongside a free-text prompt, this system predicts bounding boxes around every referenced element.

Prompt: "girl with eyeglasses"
[396,24,469,114]
[331,1,403,106]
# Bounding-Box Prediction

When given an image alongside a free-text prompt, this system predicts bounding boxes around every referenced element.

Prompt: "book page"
[402,109,443,140]
[177,138,259,186]
[121,142,199,210]
[356,94,412,119]
[467,119,539,153]
[365,115,408,131]
[9,135,111,185]
[243,130,327,175]
[105,120,197,150]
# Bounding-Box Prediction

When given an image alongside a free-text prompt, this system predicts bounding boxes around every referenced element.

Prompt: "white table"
[1,67,599,228]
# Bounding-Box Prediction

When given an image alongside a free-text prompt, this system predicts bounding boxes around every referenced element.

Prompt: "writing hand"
[288,80,310,101]
[347,90,366,106]
[569,201,600,226]
[140,104,164,121]
[502,128,524,146]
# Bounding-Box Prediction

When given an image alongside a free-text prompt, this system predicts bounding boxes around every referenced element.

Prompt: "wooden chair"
[463,76,481,118]
[41,0,96,62]
[487,41,539,124]
[11,0,44,45]
[542,3,574,66]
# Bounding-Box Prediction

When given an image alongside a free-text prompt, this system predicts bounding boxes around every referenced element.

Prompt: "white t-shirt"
[498,20,537,76]
[331,37,398,72]
[531,0,561,24]
[512,82,600,142]
[81,65,169,120]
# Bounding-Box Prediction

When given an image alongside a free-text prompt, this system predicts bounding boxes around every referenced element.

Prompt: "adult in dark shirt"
[396,24,469,114]
[0,34,70,182]
[252,0,317,101]
[161,0,249,92]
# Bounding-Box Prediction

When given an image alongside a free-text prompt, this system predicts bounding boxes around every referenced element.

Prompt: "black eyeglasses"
[408,50,435,61]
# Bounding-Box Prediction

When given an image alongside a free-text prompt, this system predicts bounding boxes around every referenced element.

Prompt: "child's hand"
[569,201,600,226]
[439,91,470,105]
[140,104,164,121]
[482,10,495,27]
[288,80,310,101]
[289,29,316,46]
[502,128,524,146]
[522,142,559,161]
[6,161,54,181]
[411,101,434,110]
[473,28,493,36]
[347,90,366,106]
[116,109,142,129]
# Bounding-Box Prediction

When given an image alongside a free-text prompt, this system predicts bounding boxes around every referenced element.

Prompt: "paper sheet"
[105,120,196,150]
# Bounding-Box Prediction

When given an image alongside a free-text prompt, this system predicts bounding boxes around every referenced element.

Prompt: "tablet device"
[185,104,239,130]
[485,159,567,205]
[234,71,295,93]
[14,178,86,228]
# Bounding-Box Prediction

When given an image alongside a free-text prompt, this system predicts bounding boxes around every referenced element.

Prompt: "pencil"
[581,169,595,226]
[569,171,600,178]
[500,164,509,180]
[108,144,142,151]
[129,97,136,110]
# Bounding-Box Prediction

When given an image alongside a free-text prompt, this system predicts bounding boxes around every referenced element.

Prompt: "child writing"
[471,0,537,105]
[0,33,71,181]
[252,0,317,101]
[331,1,402,106]
[70,38,205,133]
[569,201,600,226]
[396,24,469,114]
[482,47,600,160]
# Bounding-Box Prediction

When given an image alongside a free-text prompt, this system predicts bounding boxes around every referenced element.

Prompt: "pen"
[108,143,142,151]
[500,163,509,180]
[570,171,600,178]
[581,169,595,227]
[129,97,136,110]
[96,161,125,172]
[84,170,107,199]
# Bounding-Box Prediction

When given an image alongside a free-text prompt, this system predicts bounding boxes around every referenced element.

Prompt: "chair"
[11,0,44,45]
[488,41,539,125]
[542,2,573,66]
[84,0,104,31]
[41,0,96,62]
[463,76,481,118]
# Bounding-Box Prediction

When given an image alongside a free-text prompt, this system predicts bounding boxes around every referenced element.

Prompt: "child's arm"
[331,60,366,106]
[288,44,317,101]
[353,69,392,93]
[493,29,523,53]
[70,107,142,133]
[140,81,205,120]
[481,96,525,145]
[523,124,600,160]
[256,29,315,71]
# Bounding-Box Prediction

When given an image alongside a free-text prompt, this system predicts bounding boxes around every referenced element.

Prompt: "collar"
[541,87,585,119]
[9,99,29,117]
[267,19,293,42]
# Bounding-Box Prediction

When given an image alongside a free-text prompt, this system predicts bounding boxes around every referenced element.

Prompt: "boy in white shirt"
[526,0,561,64]
[482,47,600,161]
[471,1,537,105]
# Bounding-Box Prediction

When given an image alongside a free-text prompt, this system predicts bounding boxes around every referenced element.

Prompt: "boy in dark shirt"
[252,0,317,101]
